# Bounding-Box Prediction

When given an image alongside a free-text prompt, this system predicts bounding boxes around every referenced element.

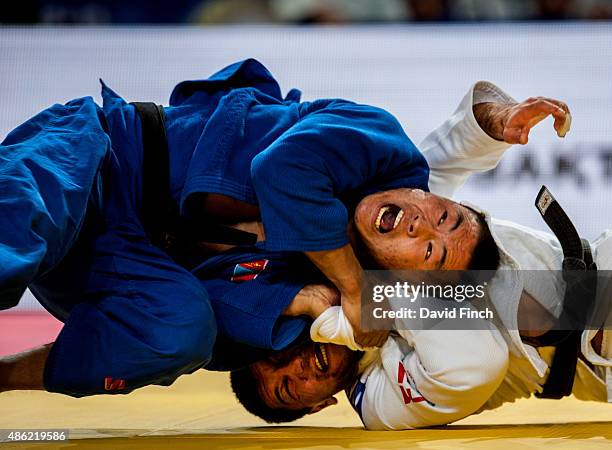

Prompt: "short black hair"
[230,367,310,424]
[468,214,500,271]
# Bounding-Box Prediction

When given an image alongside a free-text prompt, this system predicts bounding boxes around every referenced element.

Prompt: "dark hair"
[468,214,500,271]
[230,367,310,424]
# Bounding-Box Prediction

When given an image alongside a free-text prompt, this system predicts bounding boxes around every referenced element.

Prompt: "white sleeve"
[310,306,366,351]
[347,319,509,430]
[420,81,516,198]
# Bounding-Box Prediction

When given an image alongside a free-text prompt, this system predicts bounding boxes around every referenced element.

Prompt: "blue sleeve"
[201,269,310,351]
[251,100,429,252]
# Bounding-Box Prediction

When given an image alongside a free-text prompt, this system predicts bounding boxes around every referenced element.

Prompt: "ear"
[307,396,338,415]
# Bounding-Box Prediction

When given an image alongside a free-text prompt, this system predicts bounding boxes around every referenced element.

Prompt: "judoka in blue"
[0,59,429,396]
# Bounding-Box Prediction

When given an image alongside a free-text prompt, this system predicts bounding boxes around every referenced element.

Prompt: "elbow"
[251,150,286,190]
[446,331,509,409]
[422,330,509,421]
[250,152,271,184]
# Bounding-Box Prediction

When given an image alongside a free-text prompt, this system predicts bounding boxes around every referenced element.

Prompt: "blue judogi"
[194,246,320,371]
[0,59,429,396]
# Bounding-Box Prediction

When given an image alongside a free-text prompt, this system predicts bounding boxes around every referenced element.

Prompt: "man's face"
[351,188,483,270]
[251,341,359,412]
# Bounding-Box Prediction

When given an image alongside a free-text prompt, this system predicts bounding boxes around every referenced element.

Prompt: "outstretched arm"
[0,343,52,392]
[421,81,571,198]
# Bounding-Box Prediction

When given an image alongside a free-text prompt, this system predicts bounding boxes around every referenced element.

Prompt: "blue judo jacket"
[163,58,430,368]
[0,59,429,394]
[103,58,430,370]
[163,58,430,251]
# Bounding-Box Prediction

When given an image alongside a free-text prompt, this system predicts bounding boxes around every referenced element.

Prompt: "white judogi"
[310,81,611,430]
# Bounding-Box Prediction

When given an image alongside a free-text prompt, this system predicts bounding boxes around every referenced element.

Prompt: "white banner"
[1,24,611,310]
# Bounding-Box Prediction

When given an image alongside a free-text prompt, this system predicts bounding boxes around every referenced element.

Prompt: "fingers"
[523,97,566,119]
[355,329,389,348]
[556,111,572,137]
[522,96,571,138]
[552,113,571,137]
[366,331,388,348]
[504,96,572,144]
[541,97,570,115]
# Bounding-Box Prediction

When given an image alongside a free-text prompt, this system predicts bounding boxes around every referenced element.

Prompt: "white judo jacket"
[310,81,612,430]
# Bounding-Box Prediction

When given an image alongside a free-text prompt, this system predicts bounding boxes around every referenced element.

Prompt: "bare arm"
[305,245,388,347]
[0,343,52,392]
[305,245,362,316]
[282,259,389,349]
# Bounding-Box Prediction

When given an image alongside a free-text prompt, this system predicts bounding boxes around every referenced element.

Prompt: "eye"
[438,210,448,226]
[283,377,296,401]
[425,242,432,260]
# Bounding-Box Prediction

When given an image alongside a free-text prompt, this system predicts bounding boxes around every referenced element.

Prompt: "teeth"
[393,210,404,230]
[314,344,328,371]
[375,206,391,230]
[315,356,323,371]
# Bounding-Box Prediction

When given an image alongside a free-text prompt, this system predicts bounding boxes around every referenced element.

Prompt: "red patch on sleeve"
[104,377,126,391]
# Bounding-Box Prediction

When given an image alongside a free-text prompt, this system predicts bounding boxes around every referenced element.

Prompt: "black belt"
[130,102,257,260]
[532,186,598,399]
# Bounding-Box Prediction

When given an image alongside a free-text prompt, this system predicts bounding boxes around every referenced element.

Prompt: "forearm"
[0,343,52,392]
[305,244,363,300]
[472,102,508,141]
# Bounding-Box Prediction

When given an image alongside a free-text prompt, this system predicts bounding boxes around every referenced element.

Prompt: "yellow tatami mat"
[1,370,611,449]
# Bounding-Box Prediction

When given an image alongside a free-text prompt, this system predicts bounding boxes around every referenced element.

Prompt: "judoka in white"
[310,81,611,430]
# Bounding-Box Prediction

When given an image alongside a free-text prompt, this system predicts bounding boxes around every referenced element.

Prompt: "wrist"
[473,102,512,141]
[286,284,340,319]
[305,245,363,299]
[338,274,361,294]
[310,295,333,318]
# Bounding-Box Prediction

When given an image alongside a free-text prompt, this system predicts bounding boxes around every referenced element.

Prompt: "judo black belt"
[130,102,257,253]
[532,186,598,399]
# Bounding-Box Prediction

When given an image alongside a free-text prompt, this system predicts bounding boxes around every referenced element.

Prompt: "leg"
[31,230,217,397]
[0,97,109,309]
[0,344,52,392]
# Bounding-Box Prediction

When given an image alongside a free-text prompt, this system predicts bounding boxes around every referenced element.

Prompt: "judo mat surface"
[2,341,612,449]
[1,370,612,449]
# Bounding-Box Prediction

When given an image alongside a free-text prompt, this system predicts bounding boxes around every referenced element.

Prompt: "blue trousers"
[0,98,216,396]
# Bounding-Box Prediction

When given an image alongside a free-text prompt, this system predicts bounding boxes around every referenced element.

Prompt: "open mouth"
[314,343,329,372]
[375,204,404,233]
